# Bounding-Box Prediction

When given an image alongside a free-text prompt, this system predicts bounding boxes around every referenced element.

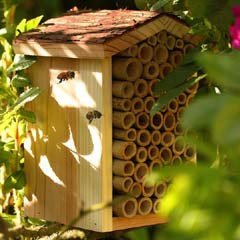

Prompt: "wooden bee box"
[13,10,198,232]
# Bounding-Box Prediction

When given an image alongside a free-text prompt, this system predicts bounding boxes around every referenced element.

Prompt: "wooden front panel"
[24,56,112,232]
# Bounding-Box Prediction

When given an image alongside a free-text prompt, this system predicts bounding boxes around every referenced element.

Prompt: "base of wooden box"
[112,214,167,231]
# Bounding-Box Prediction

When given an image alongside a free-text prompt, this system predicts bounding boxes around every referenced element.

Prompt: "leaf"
[125,227,150,240]
[3,170,26,193]
[150,0,171,10]
[7,54,36,73]
[11,74,30,88]
[0,149,12,165]
[18,108,36,123]
[16,18,27,36]
[26,15,43,32]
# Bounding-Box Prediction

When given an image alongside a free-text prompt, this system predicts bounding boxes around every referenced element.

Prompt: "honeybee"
[57,71,75,84]
[86,110,102,124]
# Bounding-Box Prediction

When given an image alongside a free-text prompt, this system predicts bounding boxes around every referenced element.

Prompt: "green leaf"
[150,0,171,10]
[11,74,30,88]
[3,170,26,193]
[125,227,150,240]
[26,15,43,32]
[16,18,27,36]
[7,54,36,73]
[18,108,36,123]
[0,149,12,165]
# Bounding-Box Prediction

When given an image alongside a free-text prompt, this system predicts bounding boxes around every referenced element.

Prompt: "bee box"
[13,10,198,232]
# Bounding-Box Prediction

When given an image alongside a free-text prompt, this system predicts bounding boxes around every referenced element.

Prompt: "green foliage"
[3,170,26,193]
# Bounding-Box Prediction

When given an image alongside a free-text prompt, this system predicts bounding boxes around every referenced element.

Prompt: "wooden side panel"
[24,57,112,232]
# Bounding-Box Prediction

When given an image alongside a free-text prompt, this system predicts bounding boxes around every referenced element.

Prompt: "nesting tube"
[159,147,172,164]
[161,131,175,147]
[177,92,187,105]
[113,197,137,218]
[137,43,153,64]
[113,128,137,142]
[167,98,179,113]
[171,155,182,165]
[169,51,183,68]
[112,140,137,160]
[113,111,135,130]
[142,181,155,197]
[113,57,143,81]
[147,35,157,46]
[159,63,173,79]
[113,176,133,193]
[134,146,148,163]
[176,106,185,120]
[113,160,135,177]
[137,197,153,216]
[154,182,168,198]
[186,82,199,95]
[118,45,138,57]
[185,94,194,107]
[151,130,162,146]
[172,136,185,155]
[174,122,185,136]
[112,81,134,98]
[175,39,184,49]
[113,98,132,111]
[134,79,148,98]
[149,159,162,172]
[166,35,176,50]
[148,79,158,97]
[142,61,160,80]
[133,163,148,183]
[135,112,150,129]
[144,96,155,113]
[183,43,195,55]
[131,97,144,114]
[183,145,196,162]
[148,145,159,160]
[129,182,142,198]
[160,104,168,113]
[153,44,169,64]
[163,112,175,131]
[150,112,163,130]
[152,198,161,214]
[136,129,151,147]
[157,30,167,44]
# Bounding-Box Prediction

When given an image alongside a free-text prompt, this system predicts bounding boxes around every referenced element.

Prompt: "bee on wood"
[57,71,75,84]
[86,110,103,124]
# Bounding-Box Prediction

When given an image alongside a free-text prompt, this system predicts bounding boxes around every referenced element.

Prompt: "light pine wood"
[24,57,112,232]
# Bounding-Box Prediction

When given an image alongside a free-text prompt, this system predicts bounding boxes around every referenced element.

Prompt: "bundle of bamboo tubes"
[112,30,198,218]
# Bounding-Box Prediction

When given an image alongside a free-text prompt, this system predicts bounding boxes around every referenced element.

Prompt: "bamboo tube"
[112,81,134,99]
[186,82,199,94]
[136,129,151,147]
[135,112,150,129]
[113,176,133,193]
[142,181,155,197]
[131,97,144,114]
[112,140,137,160]
[167,98,179,113]
[113,128,137,142]
[137,197,153,216]
[118,45,138,57]
[144,96,155,113]
[154,181,168,198]
[147,35,158,46]
[148,79,158,97]
[183,145,196,161]
[137,43,153,64]
[183,43,195,55]
[113,98,132,111]
[150,112,163,130]
[159,62,173,79]
[129,182,142,198]
[161,131,175,147]
[172,136,185,155]
[159,147,172,164]
[152,198,161,214]
[113,57,143,81]
[113,160,135,177]
[113,197,137,218]
[147,145,159,160]
[157,30,167,44]
[163,111,176,131]
[175,38,184,49]
[169,51,183,68]
[176,106,185,120]
[171,155,182,165]
[166,35,176,50]
[133,163,148,183]
[151,130,161,145]
[177,92,187,105]
[153,44,169,64]
[149,159,163,172]
[160,104,168,113]
[185,94,194,107]
[113,111,135,130]
[142,61,160,80]
[174,122,185,136]
[134,146,148,163]
[134,79,148,98]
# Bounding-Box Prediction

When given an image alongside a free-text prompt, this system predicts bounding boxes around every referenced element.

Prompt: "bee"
[86,110,103,124]
[57,71,75,84]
